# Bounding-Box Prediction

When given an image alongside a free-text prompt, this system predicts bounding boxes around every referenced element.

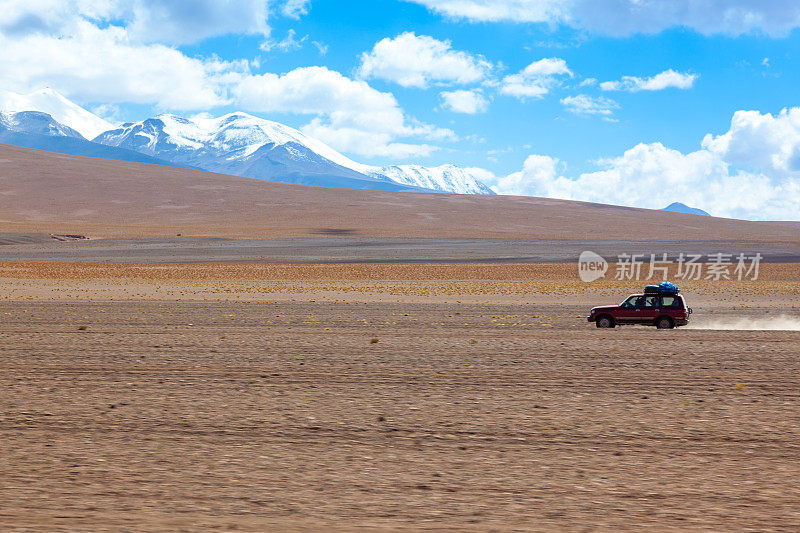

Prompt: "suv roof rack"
[644,282,680,294]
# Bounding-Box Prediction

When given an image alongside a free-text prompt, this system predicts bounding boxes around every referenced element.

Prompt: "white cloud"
[312,41,328,55]
[491,154,561,196]
[0,20,238,109]
[260,29,307,52]
[0,0,273,45]
[282,0,311,18]
[125,0,272,45]
[300,121,439,159]
[358,32,491,88]
[440,89,489,114]
[487,108,800,220]
[233,66,454,158]
[405,0,567,24]
[560,94,618,116]
[600,70,698,92]
[405,0,800,37]
[701,107,800,178]
[499,58,572,99]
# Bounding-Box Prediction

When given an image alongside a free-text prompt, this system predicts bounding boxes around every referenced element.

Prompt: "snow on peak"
[0,110,84,138]
[195,112,368,169]
[0,88,114,140]
[368,164,495,195]
[104,111,372,172]
[94,107,496,195]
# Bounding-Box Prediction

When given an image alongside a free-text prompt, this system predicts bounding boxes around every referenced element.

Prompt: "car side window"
[643,296,659,308]
[661,296,681,308]
[623,296,640,308]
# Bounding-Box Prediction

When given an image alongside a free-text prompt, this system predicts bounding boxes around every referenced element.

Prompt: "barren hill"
[0,143,797,243]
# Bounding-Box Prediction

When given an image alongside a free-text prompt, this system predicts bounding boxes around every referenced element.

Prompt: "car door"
[660,295,685,321]
[615,296,644,324]
[640,295,661,324]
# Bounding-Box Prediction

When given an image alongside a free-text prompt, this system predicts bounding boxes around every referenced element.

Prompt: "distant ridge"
[661,202,710,216]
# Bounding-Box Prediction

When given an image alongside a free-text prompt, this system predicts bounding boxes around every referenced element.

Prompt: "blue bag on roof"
[658,281,679,294]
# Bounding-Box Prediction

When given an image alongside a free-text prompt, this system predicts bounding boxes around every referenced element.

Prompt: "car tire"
[596,316,614,329]
[656,316,674,329]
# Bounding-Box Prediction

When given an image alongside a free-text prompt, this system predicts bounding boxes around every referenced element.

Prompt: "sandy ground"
[3,236,800,263]
[1,263,799,531]
[1,262,797,308]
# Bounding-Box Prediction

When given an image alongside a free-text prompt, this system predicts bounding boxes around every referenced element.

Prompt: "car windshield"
[622,296,642,308]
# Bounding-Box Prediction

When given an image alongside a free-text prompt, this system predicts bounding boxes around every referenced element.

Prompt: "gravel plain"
[1,266,799,531]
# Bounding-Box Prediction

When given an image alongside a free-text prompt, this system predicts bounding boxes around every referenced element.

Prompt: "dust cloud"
[688,315,800,331]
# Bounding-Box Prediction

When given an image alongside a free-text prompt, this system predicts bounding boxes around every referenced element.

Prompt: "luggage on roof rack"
[644,282,680,294]
[659,281,680,294]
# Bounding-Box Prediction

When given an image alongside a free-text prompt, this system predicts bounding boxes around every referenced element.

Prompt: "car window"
[661,296,682,308]
[623,296,642,308]
[643,296,659,307]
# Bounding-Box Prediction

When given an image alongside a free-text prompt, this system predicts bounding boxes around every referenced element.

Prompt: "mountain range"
[0,88,493,195]
[0,109,191,168]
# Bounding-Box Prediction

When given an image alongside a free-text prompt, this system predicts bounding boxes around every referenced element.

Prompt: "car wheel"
[596,316,614,328]
[656,316,674,329]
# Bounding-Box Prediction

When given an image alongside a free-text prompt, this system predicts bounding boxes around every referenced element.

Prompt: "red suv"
[587,286,692,329]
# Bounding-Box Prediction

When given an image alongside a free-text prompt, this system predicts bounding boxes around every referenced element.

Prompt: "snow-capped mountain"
[1,89,495,195]
[0,88,114,139]
[95,113,495,194]
[94,113,428,192]
[366,165,495,195]
[0,110,84,139]
[0,110,196,168]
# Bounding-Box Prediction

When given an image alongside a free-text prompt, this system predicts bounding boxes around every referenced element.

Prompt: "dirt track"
[2,297,799,531]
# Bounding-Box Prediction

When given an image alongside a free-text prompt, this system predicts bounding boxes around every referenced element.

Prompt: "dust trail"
[687,315,800,331]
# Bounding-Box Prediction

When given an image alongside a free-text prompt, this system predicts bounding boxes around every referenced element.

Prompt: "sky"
[1,0,800,220]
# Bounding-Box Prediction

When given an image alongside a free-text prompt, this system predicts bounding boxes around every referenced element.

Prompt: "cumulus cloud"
[491,154,561,196]
[0,0,273,45]
[702,107,800,178]
[124,0,272,45]
[560,94,618,116]
[404,0,800,37]
[487,108,800,220]
[0,20,238,109]
[600,70,698,92]
[234,66,455,158]
[440,89,489,114]
[358,32,491,88]
[499,58,572,99]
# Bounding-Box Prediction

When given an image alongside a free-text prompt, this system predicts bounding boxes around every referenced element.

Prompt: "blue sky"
[1,0,800,220]
[180,2,799,175]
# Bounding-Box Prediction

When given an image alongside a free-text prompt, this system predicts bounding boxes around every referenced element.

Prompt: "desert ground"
[1,262,799,532]
[2,145,799,530]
